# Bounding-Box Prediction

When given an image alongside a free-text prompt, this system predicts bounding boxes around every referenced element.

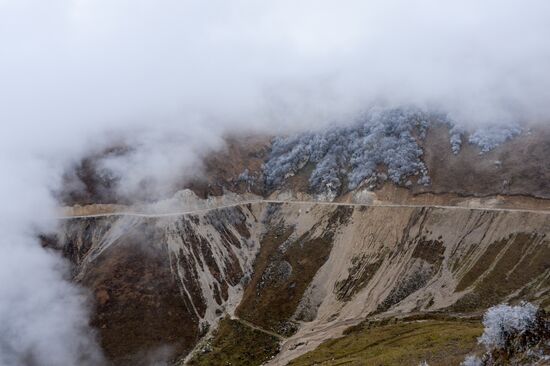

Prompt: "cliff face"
[55,201,550,365]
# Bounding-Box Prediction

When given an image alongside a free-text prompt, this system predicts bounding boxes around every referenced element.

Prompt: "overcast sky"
[1,1,550,365]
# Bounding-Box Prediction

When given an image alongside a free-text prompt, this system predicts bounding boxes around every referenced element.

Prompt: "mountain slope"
[50,117,550,365]
[51,198,550,365]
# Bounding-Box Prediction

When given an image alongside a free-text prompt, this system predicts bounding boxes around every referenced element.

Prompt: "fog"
[1,0,549,364]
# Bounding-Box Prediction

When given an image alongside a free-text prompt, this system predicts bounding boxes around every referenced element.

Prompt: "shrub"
[449,124,465,155]
[468,123,522,153]
[264,108,522,197]
[263,107,432,196]
[478,302,539,349]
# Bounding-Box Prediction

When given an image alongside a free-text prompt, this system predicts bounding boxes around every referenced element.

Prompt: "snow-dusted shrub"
[238,169,250,181]
[264,133,314,187]
[308,153,341,198]
[446,119,521,155]
[417,175,431,186]
[479,302,539,349]
[263,107,432,196]
[449,124,465,155]
[460,355,482,366]
[468,123,522,153]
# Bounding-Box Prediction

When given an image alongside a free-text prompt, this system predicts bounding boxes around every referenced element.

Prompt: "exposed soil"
[68,222,199,365]
[416,124,550,199]
[183,135,271,198]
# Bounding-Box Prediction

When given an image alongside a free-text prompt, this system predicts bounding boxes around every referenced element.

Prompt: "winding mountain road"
[57,199,550,219]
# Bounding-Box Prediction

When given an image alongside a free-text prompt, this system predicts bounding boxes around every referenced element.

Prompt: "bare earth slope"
[416,125,550,199]
[52,197,550,365]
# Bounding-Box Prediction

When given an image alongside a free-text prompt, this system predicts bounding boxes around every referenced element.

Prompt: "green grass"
[188,318,280,366]
[289,319,483,366]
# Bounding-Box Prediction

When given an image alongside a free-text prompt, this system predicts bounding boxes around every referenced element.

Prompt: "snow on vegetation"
[449,124,466,155]
[468,123,522,153]
[448,122,522,154]
[263,107,524,197]
[461,302,549,365]
[263,108,432,197]
[478,302,539,349]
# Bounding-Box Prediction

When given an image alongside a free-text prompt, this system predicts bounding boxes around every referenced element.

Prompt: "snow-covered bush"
[238,169,250,182]
[308,153,342,198]
[263,107,432,196]
[468,123,522,153]
[460,355,482,366]
[264,133,314,187]
[479,302,539,349]
[459,302,548,365]
[264,107,523,195]
[449,124,465,155]
[447,120,521,154]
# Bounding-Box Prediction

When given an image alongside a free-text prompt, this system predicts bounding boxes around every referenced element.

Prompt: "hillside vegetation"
[290,317,482,366]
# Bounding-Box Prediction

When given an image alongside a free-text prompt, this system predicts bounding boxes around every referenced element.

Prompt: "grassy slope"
[188,318,280,366]
[289,319,483,366]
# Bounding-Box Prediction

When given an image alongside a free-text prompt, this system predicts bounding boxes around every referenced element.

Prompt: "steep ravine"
[54,201,550,365]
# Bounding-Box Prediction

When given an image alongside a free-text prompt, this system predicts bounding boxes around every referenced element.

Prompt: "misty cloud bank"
[1,0,550,364]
